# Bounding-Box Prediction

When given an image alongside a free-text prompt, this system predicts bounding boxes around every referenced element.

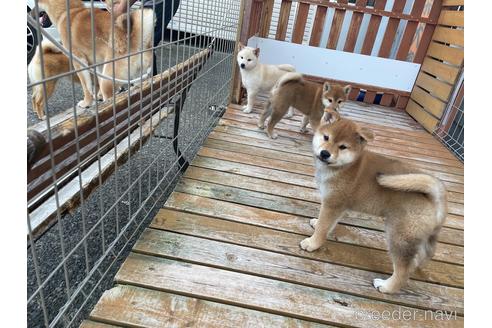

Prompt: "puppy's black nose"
[240,63,245,69]
[320,150,331,160]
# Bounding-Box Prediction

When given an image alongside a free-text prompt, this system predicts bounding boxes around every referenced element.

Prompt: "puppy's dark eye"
[240,56,243,59]
[323,135,329,141]
[339,145,347,150]
[328,98,333,103]
[337,100,342,104]
[247,59,252,61]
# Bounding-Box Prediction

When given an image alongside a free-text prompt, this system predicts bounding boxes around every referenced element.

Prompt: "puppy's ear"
[253,47,260,57]
[358,127,374,144]
[323,82,331,92]
[343,85,352,96]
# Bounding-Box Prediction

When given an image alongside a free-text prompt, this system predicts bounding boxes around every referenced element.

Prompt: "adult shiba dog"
[237,43,296,116]
[29,41,82,119]
[34,0,154,110]
[258,72,350,139]
[301,118,447,294]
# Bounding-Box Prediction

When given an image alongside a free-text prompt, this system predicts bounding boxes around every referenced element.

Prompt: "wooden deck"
[83,100,464,327]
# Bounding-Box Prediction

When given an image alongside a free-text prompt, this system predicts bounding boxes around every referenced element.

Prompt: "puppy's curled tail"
[277,64,296,72]
[376,173,447,226]
[272,72,303,95]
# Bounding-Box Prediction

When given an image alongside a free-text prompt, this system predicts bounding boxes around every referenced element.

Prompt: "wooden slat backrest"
[275,0,293,40]
[343,0,367,52]
[360,0,387,55]
[326,0,349,49]
[406,2,464,132]
[233,0,444,108]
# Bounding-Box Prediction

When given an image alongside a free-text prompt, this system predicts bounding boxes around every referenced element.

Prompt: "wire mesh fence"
[26,0,240,326]
[434,75,464,162]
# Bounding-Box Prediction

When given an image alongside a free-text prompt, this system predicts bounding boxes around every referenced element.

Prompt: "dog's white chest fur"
[315,160,338,199]
[240,67,264,91]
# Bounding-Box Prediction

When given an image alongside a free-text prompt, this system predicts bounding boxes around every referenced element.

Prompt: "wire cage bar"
[434,72,464,162]
[26,0,240,326]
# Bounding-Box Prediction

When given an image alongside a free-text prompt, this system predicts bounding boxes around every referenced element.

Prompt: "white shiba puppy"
[237,43,296,116]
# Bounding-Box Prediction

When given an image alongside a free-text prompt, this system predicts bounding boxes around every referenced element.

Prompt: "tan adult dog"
[258,72,350,138]
[35,0,154,109]
[29,41,82,119]
[301,118,447,294]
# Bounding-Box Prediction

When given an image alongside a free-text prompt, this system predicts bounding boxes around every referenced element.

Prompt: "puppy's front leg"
[243,89,258,113]
[300,204,344,252]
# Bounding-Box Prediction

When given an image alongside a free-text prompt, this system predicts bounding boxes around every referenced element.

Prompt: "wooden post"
[230,0,253,105]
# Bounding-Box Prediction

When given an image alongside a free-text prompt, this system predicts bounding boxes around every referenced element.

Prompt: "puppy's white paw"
[299,126,308,133]
[242,106,252,113]
[300,237,321,252]
[373,278,397,294]
[268,132,278,139]
[284,111,294,119]
[257,122,265,129]
[77,99,94,108]
[309,218,318,229]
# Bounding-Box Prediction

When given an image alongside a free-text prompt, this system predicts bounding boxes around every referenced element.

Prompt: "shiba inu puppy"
[237,43,296,116]
[35,0,154,109]
[258,72,350,138]
[301,118,447,294]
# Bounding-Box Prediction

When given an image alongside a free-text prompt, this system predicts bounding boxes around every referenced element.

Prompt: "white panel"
[247,36,420,92]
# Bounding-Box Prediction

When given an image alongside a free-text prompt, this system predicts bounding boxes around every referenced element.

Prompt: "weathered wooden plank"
[378,0,406,58]
[292,2,310,44]
[413,0,442,64]
[326,0,349,49]
[416,71,453,101]
[215,120,453,164]
[186,165,318,201]
[166,191,463,240]
[205,133,464,178]
[258,0,275,37]
[117,253,463,327]
[412,86,447,118]
[227,105,437,140]
[275,0,293,41]
[135,229,464,314]
[438,10,464,27]
[205,131,463,181]
[152,209,464,287]
[363,91,377,104]
[224,108,443,148]
[343,0,367,52]
[395,0,426,61]
[309,6,328,46]
[406,99,439,132]
[187,158,463,214]
[426,42,464,66]
[174,179,463,264]
[80,321,121,328]
[91,285,328,328]
[432,26,464,47]
[442,0,464,5]
[200,143,314,174]
[191,152,462,200]
[379,93,394,106]
[208,130,463,169]
[361,0,387,55]
[421,57,460,85]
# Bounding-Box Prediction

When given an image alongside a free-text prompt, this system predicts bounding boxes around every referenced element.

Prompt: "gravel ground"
[27,41,234,327]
